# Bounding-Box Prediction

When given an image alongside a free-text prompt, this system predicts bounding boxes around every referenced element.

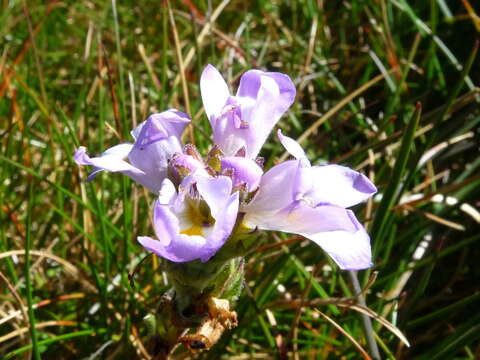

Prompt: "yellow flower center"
[180,199,215,237]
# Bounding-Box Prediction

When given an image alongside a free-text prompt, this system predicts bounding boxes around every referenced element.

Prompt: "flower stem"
[348,270,381,360]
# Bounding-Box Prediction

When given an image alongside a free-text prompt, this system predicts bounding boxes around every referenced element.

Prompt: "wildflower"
[74,110,190,192]
[200,64,296,159]
[241,130,377,270]
[138,174,239,263]
[220,156,263,192]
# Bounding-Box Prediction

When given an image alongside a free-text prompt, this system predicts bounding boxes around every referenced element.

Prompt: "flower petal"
[152,199,179,247]
[171,154,207,177]
[305,214,372,270]
[237,70,296,117]
[196,175,233,219]
[277,130,308,162]
[202,191,240,262]
[128,110,188,192]
[208,68,296,159]
[241,75,281,158]
[131,110,190,140]
[200,64,230,124]
[158,179,177,205]
[244,201,372,269]
[138,235,207,263]
[74,144,145,182]
[221,156,263,191]
[244,201,360,234]
[242,160,298,213]
[304,165,377,208]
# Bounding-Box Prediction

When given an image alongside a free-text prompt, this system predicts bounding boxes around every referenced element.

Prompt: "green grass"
[1,0,480,358]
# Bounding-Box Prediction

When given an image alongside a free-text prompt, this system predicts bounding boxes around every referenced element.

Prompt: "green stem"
[349,270,381,360]
[25,181,41,360]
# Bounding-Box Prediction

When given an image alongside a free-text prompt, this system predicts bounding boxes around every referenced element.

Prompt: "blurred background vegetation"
[1,0,479,358]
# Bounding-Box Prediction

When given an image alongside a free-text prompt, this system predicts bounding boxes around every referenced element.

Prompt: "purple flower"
[74,110,190,193]
[221,156,263,192]
[170,153,208,178]
[242,131,377,270]
[200,64,296,159]
[138,173,239,263]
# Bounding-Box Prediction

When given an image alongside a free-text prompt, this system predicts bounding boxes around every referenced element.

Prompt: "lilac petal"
[76,110,189,192]
[152,179,180,247]
[201,191,240,262]
[140,177,239,263]
[306,214,372,270]
[127,138,181,192]
[196,175,233,219]
[242,160,299,213]
[277,130,308,162]
[213,133,248,158]
[138,235,207,263]
[74,144,145,181]
[237,70,296,117]
[152,199,179,247]
[131,110,190,140]
[210,69,295,159]
[158,179,177,205]
[171,154,207,176]
[304,165,377,208]
[244,201,359,234]
[200,64,230,124]
[307,230,372,270]
[241,75,281,158]
[263,72,297,116]
[128,111,187,192]
[243,202,372,269]
[221,156,263,191]
[157,109,191,139]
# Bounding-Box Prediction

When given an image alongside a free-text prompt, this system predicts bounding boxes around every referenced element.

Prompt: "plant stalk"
[349,270,381,360]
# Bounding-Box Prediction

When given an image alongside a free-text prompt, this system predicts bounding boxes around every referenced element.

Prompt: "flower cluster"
[75,65,376,270]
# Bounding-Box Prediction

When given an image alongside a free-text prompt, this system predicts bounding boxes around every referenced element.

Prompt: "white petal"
[200,64,230,123]
[306,165,377,208]
[277,130,308,162]
[196,175,233,219]
[158,179,177,204]
[305,228,372,270]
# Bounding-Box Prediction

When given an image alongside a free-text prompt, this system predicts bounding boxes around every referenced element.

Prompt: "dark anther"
[189,340,206,350]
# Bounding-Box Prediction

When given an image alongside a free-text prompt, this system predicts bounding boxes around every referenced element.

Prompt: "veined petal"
[204,66,295,159]
[76,110,189,193]
[158,179,177,205]
[221,156,263,191]
[152,198,179,247]
[128,110,188,192]
[241,75,281,158]
[157,109,191,139]
[277,130,308,162]
[262,72,297,117]
[237,70,296,117]
[305,214,372,270]
[171,153,207,176]
[196,175,233,219]
[131,110,190,141]
[74,144,145,183]
[305,165,377,208]
[200,64,230,124]
[202,191,240,262]
[138,235,207,263]
[139,175,239,263]
[243,203,372,269]
[244,202,359,234]
[242,160,298,213]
